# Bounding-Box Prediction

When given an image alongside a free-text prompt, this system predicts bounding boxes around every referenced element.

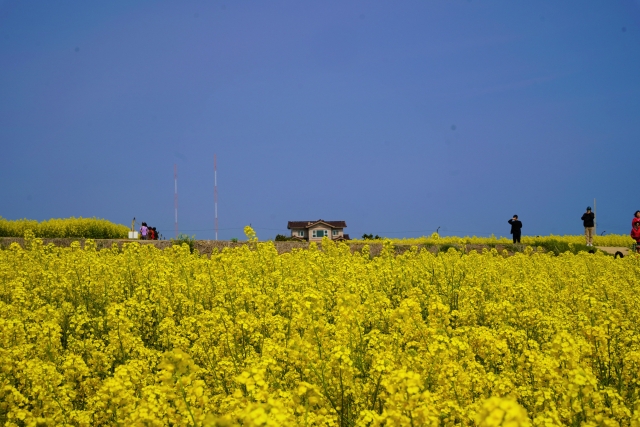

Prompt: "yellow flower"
[244,225,258,242]
[475,397,531,427]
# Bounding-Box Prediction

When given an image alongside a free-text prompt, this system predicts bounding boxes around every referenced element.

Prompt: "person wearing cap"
[581,207,595,246]
[508,215,522,243]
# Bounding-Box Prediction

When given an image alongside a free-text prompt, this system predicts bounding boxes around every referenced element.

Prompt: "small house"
[287,220,349,242]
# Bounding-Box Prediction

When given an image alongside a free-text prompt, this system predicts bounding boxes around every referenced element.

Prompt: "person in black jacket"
[508,215,522,243]
[581,207,595,246]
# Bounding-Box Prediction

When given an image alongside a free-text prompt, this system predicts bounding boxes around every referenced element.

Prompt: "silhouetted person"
[581,207,595,246]
[508,215,522,243]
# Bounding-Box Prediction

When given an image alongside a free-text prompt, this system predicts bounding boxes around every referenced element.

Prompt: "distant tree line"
[275,234,297,241]
[361,234,382,240]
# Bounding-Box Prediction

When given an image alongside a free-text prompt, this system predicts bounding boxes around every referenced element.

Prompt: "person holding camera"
[508,215,522,243]
[581,207,595,246]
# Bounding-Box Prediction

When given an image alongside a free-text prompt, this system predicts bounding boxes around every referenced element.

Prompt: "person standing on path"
[581,207,595,246]
[140,222,148,240]
[508,215,522,244]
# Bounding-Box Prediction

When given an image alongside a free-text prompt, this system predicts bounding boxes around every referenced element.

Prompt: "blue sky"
[1,0,639,240]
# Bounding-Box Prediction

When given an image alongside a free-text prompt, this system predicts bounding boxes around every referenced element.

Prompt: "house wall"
[290,228,306,238]
[308,225,344,241]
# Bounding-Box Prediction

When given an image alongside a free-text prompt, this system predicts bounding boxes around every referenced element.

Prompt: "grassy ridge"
[354,233,634,248]
[0,216,129,239]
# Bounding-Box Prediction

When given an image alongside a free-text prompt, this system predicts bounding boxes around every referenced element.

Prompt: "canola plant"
[1,228,639,426]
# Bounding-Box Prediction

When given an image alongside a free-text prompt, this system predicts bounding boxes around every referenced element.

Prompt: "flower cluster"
[1,231,639,426]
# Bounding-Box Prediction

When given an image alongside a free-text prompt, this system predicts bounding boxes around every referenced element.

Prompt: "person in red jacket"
[631,212,640,253]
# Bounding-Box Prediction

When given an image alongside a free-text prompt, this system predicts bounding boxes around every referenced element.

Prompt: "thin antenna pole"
[214,154,218,241]
[593,198,596,235]
[174,164,178,238]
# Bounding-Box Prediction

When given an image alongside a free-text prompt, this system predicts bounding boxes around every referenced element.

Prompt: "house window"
[297,230,304,237]
[312,230,326,238]
[332,230,339,236]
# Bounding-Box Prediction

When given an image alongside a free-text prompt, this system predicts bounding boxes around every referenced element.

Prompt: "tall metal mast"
[214,154,218,241]
[593,198,596,235]
[174,164,178,238]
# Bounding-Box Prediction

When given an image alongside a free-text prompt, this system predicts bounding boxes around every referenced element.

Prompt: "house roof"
[288,219,347,229]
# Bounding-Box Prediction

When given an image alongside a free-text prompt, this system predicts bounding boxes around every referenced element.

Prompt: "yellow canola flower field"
[0,217,129,239]
[1,228,640,426]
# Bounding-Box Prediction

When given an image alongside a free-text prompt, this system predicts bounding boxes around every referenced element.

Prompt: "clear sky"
[2,1,639,240]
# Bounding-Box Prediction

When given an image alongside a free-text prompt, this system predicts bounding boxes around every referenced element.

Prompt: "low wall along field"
[0,233,635,257]
[0,237,587,257]
[1,229,639,425]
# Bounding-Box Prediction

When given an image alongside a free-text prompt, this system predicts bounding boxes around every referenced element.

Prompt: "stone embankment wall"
[0,237,514,257]
[0,237,307,255]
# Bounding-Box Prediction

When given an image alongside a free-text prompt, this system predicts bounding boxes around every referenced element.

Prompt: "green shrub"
[437,244,459,253]
[170,233,196,253]
[527,239,593,256]
[275,234,297,241]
